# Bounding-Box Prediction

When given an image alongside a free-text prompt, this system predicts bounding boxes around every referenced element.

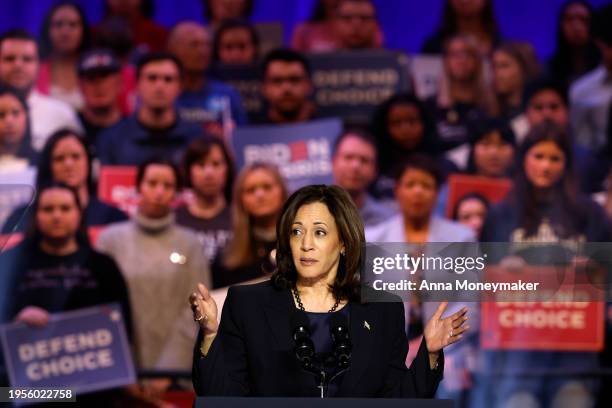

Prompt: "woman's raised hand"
[423,301,469,353]
[189,283,219,335]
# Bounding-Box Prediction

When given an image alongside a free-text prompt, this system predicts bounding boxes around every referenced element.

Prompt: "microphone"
[330,313,352,369]
[290,310,315,370]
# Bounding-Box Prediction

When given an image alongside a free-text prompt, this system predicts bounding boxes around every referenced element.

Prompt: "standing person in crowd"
[370,93,455,201]
[177,137,235,264]
[291,0,383,52]
[254,48,317,124]
[0,182,132,406]
[0,86,36,173]
[422,0,501,56]
[0,30,81,151]
[211,162,287,288]
[37,2,90,110]
[2,129,127,233]
[77,49,125,152]
[203,0,254,30]
[570,4,612,153]
[333,0,382,50]
[548,0,601,89]
[96,158,211,377]
[492,42,540,120]
[96,0,167,54]
[168,21,246,138]
[426,34,494,161]
[452,192,489,240]
[476,120,611,408]
[96,52,202,165]
[331,129,396,227]
[212,19,259,65]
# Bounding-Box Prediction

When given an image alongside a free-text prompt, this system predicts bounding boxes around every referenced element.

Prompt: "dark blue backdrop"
[0,0,609,60]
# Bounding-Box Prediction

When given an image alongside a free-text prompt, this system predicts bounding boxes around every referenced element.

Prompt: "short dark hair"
[261,48,311,79]
[136,51,183,79]
[203,0,253,21]
[136,158,182,192]
[272,185,363,301]
[452,192,490,221]
[523,77,568,110]
[182,137,235,201]
[0,29,38,53]
[332,128,377,161]
[212,19,260,63]
[393,154,443,189]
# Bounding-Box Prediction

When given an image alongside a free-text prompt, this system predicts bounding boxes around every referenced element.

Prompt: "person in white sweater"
[97,158,212,377]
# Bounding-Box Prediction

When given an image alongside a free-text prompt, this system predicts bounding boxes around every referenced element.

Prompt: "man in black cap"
[77,48,124,152]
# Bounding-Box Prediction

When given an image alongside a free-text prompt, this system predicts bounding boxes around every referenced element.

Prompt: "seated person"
[0,86,36,172]
[212,19,259,65]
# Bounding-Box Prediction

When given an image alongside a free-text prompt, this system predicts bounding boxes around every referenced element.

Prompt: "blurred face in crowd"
[451,0,486,18]
[332,135,377,196]
[190,145,229,199]
[51,136,89,190]
[0,93,27,149]
[169,23,212,72]
[107,0,142,17]
[137,60,181,111]
[526,89,568,128]
[561,2,590,47]
[36,187,81,242]
[445,37,478,82]
[524,140,566,189]
[218,27,256,65]
[262,61,312,118]
[209,0,248,22]
[455,197,487,237]
[387,103,424,150]
[492,50,522,96]
[138,164,177,218]
[49,5,83,55]
[241,168,284,219]
[335,0,377,49]
[290,202,344,283]
[473,131,514,177]
[395,168,438,221]
[80,71,122,110]
[0,39,39,92]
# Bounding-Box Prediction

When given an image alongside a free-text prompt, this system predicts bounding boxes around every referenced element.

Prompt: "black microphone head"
[330,312,351,369]
[329,312,348,332]
[291,309,315,368]
[291,309,310,334]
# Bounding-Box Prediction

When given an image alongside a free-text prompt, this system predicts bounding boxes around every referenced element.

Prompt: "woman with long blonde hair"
[211,162,288,288]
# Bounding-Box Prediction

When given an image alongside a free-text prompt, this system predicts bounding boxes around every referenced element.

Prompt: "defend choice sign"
[232,118,342,191]
[0,304,135,394]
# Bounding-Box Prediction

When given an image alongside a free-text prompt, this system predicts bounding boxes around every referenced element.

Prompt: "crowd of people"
[1,0,612,407]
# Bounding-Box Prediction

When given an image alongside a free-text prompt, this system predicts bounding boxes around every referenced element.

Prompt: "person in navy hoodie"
[96,52,203,166]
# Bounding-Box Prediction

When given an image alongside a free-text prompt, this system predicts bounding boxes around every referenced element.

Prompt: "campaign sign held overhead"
[232,118,342,191]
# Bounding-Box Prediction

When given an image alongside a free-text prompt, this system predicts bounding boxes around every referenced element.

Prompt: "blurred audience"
[203,0,254,30]
[2,129,127,233]
[77,48,125,152]
[168,21,246,138]
[177,137,234,263]
[331,129,395,227]
[465,118,516,177]
[96,52,202,165]
[212,19,259,65]
[422,0,501,56]
[254,48,316,124]
[569,4,612,154]
[333,0,382,50]
[0,30,81,151]
[452,192,489,240]
[36,2,90,110]
[211,162,286,288]
[97,158,211,373]
[0,86,36,173]
[548,0,601,88]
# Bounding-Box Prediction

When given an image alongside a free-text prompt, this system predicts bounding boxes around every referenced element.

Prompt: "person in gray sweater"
[97,158,212,376]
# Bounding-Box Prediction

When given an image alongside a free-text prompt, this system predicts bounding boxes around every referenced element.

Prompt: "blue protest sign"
[232,118,342,191]
[0,304,135,395]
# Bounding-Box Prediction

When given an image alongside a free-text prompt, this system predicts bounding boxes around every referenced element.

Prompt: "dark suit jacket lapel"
[336,301,376,396]
[262,287,295,350]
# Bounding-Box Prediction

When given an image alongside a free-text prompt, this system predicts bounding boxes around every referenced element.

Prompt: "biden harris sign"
[0,304,135,394]
[232,118,342,191]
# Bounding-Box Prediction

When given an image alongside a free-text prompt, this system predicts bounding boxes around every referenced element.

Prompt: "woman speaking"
[190,185,468,397]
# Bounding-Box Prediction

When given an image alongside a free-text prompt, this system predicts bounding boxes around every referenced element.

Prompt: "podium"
[196,397,454,407]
